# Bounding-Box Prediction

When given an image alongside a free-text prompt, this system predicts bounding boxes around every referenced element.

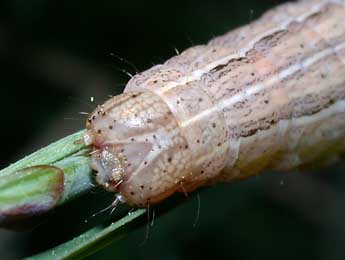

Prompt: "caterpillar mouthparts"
[85,91,199,207]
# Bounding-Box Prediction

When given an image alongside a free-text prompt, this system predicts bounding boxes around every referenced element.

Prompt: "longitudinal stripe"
[290,99,345,126]
[155,1,336,94]
[180,41,345,128]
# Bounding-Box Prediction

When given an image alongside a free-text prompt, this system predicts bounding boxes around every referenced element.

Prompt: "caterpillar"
[84,0,345,207]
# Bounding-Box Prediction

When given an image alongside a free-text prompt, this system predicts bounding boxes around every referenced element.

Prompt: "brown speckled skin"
[86,0,345,206]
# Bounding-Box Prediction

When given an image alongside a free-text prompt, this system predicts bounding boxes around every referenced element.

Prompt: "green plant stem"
[0,130,94,224]
[0,130,86,177]
[26,209,146,260]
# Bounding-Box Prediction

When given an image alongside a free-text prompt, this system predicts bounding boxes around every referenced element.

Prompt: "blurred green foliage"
[1,0,345,259]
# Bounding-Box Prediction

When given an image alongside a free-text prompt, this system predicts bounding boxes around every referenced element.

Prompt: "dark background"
[2,0,345,259]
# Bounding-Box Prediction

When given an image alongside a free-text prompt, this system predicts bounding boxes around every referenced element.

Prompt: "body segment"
[85,0,345,206]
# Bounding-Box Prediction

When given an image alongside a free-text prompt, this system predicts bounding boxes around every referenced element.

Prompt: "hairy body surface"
[85,0,345,206]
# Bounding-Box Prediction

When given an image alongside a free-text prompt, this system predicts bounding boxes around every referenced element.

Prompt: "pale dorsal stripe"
[181,41,345,128]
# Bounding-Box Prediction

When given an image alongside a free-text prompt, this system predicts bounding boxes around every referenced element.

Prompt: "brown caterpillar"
[84,0,345,207]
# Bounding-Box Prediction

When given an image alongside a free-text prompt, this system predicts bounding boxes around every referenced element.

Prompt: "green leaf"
[0,165,64,223]
[0,130,86,178]
[0,131,94,225]
[26,209,146,260]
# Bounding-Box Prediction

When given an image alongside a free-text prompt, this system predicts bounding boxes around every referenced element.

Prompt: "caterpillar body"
[84,0,345,207]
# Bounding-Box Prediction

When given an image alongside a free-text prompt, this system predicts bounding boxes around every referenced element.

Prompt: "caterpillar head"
[84,91,193,207]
